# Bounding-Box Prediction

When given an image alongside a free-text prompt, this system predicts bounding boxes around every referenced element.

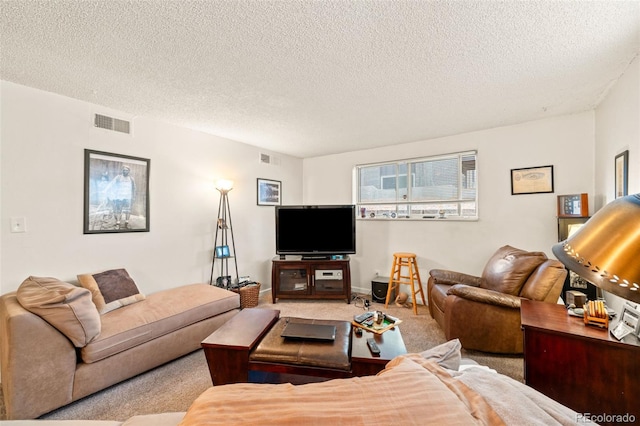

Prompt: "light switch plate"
[10,217,26,233]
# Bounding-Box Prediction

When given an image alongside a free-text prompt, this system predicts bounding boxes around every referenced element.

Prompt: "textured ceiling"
[1,1,639,158]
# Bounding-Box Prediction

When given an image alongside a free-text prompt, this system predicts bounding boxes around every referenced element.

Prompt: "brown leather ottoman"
[249,317,352,380]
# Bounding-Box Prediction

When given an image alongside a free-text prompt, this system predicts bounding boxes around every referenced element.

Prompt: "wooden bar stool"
[384,252,426,315]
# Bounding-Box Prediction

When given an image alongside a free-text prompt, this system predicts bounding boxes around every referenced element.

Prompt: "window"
[355,151,477,220]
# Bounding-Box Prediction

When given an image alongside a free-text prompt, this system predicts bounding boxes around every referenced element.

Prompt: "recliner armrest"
[429,269,482,287]
[447,284,522,309]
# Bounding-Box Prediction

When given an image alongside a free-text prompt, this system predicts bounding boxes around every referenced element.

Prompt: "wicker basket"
[234,283,261,309]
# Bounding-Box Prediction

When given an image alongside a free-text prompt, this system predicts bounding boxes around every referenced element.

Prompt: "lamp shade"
[215,179,234,192]
[552,194,640,304]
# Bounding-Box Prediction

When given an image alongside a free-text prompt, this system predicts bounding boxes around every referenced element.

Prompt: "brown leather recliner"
[427,245,567,354]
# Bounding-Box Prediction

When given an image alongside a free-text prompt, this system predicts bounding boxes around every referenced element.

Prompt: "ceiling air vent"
[94,113,131,134]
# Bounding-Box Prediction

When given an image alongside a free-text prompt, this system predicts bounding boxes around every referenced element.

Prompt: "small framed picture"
[257,178,281,206]
[615,150,628,199]
[215,245,230,258]
[557,193,588,218]
[84,149,150,233]
[511,165,554,195]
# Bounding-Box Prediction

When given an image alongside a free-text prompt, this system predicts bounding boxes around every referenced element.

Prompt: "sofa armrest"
[429,269,482,287]
[0,293,76,419]
[447,284,522,309]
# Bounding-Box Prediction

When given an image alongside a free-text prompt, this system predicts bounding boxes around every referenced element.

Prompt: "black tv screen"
[276,205,356,257]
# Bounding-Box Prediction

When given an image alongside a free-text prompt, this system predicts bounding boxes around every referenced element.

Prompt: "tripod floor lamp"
[210,179,238,289]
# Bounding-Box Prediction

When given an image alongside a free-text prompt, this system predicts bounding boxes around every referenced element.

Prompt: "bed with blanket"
[6,340,595,426]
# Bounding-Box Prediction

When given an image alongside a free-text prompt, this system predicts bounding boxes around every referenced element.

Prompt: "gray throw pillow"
[419,338,462,370]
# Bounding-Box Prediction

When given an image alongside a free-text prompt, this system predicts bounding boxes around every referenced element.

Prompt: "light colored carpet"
[1,292,523,421]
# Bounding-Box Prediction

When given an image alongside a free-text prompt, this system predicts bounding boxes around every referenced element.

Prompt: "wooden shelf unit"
[271,256,351,303]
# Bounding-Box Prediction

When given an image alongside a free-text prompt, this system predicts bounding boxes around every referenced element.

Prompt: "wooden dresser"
[521,300,639,425]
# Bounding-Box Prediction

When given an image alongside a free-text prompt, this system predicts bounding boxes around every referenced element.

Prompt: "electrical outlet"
[10,217,26,233]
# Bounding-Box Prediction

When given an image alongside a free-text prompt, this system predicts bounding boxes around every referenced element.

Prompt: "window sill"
[357,216,478,222]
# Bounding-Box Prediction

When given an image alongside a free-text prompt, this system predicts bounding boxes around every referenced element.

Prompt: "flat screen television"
[276,205,356,258]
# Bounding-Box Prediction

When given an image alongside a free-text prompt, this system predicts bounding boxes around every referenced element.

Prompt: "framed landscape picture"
[257,178,281,206]
[84,149,150,233]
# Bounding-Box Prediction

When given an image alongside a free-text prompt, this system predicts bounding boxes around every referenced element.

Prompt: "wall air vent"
[259,153,271,164]
[259,153,280,165]
[94,113,131,134]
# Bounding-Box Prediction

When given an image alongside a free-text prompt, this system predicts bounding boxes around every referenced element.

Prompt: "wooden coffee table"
[351,324,407,376]
[201,308,407,385]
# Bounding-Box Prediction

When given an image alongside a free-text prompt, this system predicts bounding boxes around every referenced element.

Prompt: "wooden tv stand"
[271,256,351,303]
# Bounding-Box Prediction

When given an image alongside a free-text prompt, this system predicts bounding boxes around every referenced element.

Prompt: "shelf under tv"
[271,256,351,304]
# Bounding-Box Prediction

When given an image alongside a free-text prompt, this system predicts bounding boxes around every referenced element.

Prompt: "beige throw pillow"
[17,276,101,347]
[77,268,145,314]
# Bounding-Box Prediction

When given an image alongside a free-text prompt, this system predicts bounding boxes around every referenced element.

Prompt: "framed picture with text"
[511,165,554,195]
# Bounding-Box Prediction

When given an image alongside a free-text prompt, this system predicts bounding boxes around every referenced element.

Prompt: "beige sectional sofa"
[0,276,240,420]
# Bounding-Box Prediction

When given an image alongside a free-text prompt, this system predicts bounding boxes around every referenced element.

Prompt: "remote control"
[366,338,381,356]
[363,319,374,327]
[354,311,374,324]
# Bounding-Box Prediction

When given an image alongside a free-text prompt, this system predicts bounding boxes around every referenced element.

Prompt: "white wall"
[303,112,596,293]
[595,55,640,313]
[0,81,303,294]
[4,57,636,301]
[595,55,640,208]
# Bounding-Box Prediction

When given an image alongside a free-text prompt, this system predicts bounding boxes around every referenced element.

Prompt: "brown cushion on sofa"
[16,276,101,347]
[479,245,547,295]
[78,268,145,314]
